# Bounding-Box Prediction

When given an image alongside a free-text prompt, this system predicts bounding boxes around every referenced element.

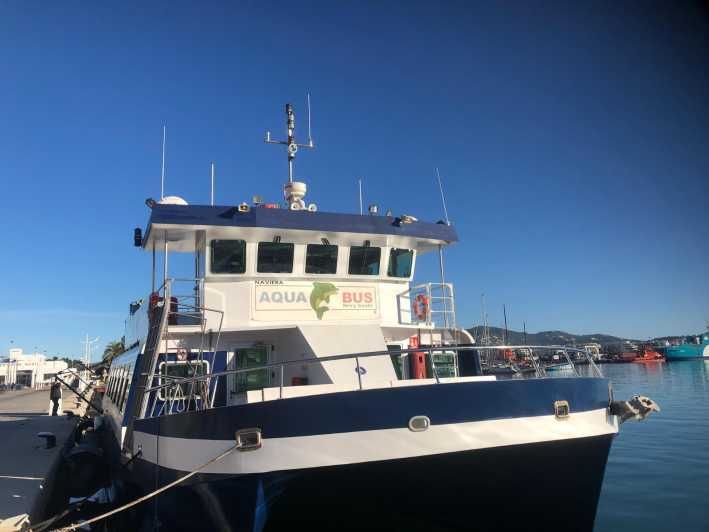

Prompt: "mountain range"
[466,326,634,346]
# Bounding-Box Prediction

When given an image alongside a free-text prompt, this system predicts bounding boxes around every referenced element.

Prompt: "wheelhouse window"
[211,240,246,274]
[348,246,381,275]
[257,242,294,273]
[159,360,210,401]
[387,248,414,278]
[305,244,338,274]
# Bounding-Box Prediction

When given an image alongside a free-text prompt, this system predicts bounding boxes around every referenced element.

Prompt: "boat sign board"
[253,280,379,321]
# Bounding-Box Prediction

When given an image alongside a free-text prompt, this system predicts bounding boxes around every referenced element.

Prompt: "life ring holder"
[413,294,429,322]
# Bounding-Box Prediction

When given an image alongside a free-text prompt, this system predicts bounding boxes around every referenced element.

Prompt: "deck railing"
[142,345,603,417]
[397,283,456,328]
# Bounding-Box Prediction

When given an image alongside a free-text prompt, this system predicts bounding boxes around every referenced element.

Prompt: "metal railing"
[398,283,456,328]
[146,278,225,418]
[142,344,603,418]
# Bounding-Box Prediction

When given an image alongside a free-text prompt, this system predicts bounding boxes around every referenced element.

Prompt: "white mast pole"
[210,162,215,206]
[436,167,450,225]
[358,179,363,215]
[161,126,166,200]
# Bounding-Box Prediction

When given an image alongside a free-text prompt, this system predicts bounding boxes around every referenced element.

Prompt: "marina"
[1,2,708,531]
[4,102,662,531]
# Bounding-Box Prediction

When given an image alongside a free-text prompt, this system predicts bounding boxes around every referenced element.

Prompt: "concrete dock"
[0,388,87,530]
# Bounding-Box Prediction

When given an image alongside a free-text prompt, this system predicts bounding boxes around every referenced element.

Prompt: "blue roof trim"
[145,204,458,243]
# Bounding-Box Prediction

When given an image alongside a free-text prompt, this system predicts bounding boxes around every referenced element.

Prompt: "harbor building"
[0,348,68,388]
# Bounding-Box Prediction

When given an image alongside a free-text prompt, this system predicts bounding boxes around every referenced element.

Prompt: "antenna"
[358,178,363,215]
[210,162,215,206]
[435,167,450,225]
[161,126,166,199]
[306,92,313,147]
[264,95,316,209]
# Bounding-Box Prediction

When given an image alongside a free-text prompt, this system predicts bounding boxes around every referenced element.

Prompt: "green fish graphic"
[310,282,338,320]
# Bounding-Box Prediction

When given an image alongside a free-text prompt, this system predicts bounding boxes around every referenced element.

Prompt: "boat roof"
[143,204,458,253]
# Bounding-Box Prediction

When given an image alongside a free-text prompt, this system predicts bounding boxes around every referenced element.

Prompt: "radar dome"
[159,196,189,205]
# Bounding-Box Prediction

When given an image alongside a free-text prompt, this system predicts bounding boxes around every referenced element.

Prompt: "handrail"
[143,344,603,396]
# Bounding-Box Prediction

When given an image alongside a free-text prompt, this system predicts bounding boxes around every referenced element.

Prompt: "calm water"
[594,361,709,532]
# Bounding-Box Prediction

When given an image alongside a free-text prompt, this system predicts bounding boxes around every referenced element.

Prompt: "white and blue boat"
[665,332,709,360]
[100,102,654,531]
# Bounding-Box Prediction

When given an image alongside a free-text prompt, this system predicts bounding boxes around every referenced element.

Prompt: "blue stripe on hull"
[126,433,614,532]
[134,377,610,440]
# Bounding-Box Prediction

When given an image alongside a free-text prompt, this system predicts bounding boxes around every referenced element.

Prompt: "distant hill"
[467,326,633,346]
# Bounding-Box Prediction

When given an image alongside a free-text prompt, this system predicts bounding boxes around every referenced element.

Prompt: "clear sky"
[1,1,708,360]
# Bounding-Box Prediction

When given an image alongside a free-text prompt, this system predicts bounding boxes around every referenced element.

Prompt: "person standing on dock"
[49,379,62,416]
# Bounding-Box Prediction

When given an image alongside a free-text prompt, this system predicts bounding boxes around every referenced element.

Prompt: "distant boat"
[632,346,664,363]
[546,362,573,371]
[665,332,709,361]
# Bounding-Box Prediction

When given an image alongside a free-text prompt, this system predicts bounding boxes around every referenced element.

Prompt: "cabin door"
[226,344,271,405]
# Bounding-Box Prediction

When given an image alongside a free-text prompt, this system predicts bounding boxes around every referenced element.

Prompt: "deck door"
[227,345,271,405]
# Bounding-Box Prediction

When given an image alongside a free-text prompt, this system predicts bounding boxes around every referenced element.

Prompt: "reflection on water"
[594,361,709,532]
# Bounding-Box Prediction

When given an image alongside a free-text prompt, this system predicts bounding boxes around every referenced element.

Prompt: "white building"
[0,348,68,388]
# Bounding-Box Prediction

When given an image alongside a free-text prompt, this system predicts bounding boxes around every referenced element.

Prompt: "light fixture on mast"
[264,94,316,210]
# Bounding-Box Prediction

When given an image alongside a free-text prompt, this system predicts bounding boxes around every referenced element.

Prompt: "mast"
[265,96,315,210]
[503,304,508,345]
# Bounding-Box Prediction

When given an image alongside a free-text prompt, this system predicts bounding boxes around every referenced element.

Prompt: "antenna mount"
[265,95,316,209]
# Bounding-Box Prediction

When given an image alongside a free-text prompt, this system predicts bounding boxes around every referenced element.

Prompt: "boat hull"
[122,378,616,531]
[665,344,709,361]
[130,433,614,531]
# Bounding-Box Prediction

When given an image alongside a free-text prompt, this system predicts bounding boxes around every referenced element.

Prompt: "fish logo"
[310,282,338,320]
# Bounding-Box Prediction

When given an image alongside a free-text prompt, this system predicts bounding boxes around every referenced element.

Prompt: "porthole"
[408,415,431,432]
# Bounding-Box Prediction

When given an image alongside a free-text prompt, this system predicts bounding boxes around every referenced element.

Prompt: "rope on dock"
[49,442,240,531]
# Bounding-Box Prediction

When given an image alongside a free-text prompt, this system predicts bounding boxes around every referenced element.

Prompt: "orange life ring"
[413,294,429,321]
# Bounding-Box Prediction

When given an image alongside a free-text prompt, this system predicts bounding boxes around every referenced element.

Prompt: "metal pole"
[161,126,166,200]
[435,168,450,225]
[358,179,363,215]
[503,304,508,345]
[210,162,215,206]
[152,241,156,293]
[438,245,449,329]
[163,230,168,286]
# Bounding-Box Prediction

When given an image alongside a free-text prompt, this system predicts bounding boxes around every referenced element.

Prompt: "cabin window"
[257,242,294,273]
[305,244,338,274]
[211,240,246,274]
[111,367,122,403]
[119,364,133,411]
[158,360,210,401]
[387,248,414,278]
[348,246,381,275]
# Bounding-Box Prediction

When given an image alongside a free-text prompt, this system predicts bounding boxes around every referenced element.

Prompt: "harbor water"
[594,360,709,532]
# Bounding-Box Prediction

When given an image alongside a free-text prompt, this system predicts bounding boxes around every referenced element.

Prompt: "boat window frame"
[118,365,132,412]
[114,367,123,403]
[305,243,339,275]
[348,246,382,276]
[257,241,295,274]
[387,247,415,278]
[157,359,211,401]
[108,370,117,400]
[210,239,247,275]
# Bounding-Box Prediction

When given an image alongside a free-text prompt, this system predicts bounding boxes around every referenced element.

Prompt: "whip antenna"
[161,125,167,199]
[435,167,450,225]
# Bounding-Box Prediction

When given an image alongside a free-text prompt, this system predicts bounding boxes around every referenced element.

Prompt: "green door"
[230,345,270,398]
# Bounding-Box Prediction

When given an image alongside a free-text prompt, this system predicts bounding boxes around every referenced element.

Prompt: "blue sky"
[1,1,707,359]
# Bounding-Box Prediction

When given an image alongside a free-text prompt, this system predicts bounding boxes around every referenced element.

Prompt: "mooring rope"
[50,442,239,531]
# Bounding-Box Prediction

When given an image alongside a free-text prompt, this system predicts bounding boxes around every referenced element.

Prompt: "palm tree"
[103,340,125,364]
